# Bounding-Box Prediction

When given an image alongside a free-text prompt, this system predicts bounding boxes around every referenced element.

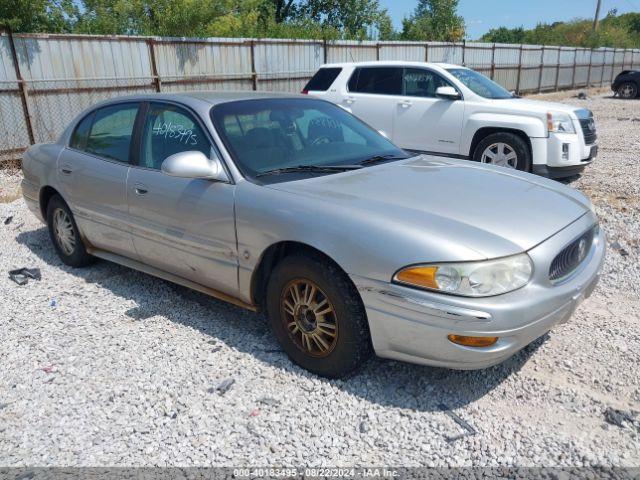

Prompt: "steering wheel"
[311,136,332,146]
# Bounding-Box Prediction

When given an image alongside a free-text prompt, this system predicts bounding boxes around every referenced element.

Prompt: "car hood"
[490,97,579,116]
[268,156,591,257]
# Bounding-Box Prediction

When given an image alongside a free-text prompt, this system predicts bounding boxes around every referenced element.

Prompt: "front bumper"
[353,213,606,370]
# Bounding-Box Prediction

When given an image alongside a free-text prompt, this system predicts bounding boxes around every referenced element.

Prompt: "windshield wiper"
[358,154,409,166]
[256,164,362,177]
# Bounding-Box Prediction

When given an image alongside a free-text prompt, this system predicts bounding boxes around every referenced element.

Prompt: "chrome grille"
[579,117,597,145]
[549,227,596,282]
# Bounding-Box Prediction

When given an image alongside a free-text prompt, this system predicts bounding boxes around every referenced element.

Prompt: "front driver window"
[140,103,211,170]
[403,68,451,98]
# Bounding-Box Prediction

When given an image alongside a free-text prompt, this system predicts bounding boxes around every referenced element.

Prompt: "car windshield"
[211,98,408,181]
[447,68,514,99]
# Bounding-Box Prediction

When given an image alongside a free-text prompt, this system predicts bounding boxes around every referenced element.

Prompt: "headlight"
[547,112,576,134]
[393,253,533,297]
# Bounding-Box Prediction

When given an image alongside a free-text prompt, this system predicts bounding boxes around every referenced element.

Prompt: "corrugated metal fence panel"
[154,37,253,92]
[463,42,493,73]
[427,42,464,64]
[11,34,154,143]
[379,42,426,62]
[0,33,29,160]
[255,39,323,92]
[326,41,377,63]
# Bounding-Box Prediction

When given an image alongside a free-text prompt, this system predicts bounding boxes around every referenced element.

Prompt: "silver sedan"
[21,92,605,378]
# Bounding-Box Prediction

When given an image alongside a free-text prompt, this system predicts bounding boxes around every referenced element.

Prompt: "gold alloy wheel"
[280,279,338,357]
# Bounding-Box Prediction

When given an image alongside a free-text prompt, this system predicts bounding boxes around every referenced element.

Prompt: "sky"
[380,0,640,39]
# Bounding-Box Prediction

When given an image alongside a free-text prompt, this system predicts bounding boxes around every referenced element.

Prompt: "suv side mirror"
[161,150,229,182]
[435,86,461,100]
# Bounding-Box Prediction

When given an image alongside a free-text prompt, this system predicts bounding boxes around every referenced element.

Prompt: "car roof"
[88,90,306,110]
[321,61,464,70]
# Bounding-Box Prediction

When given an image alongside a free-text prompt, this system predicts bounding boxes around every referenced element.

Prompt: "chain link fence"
[1,29,639,163]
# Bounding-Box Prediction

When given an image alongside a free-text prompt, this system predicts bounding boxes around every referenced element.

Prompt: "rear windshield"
[303,68,342,92]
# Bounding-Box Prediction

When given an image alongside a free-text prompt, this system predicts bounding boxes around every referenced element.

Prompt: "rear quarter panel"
[21,143,64,221]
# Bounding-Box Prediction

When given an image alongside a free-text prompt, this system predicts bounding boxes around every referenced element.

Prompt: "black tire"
[266,253,372,378]
[617,82,638,99]
[472,132,532,172]
[46,195,94,267]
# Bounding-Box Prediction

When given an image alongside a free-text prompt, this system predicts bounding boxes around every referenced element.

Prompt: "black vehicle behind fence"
[612,70,639,99]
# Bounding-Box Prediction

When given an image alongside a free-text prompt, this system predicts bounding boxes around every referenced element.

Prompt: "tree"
[401,0,465,42]
[1,0,77,33]
[301,0,387,39]
[480,26,525,44]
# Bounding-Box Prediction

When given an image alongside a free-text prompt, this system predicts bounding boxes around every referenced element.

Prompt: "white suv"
[304,61,598,178]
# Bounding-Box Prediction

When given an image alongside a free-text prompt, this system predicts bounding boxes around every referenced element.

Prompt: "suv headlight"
[547,112,576,134]
[393,253,533,297]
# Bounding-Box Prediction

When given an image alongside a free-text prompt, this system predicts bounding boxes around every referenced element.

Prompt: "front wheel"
[46,195,94,267]
[473,132,532,172]
[266,254,372,378]
[618,82,638,99]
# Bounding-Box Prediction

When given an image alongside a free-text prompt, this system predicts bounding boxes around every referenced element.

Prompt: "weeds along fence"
[1,29,639,162]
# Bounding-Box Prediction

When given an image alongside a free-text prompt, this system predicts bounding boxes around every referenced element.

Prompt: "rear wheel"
[473,132,532,172]
[266,253,372,378]
[46,195,94,267]
[617,82,638,99]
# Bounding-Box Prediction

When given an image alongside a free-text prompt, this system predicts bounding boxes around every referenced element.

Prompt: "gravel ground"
[0,89,638,468]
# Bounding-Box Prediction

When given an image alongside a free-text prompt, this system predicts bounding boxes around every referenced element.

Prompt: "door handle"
[399,101,412,108]
[60,164,73,175]
[134,183,148,195]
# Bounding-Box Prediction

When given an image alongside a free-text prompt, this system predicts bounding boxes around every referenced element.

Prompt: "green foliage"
[0,0,78,33]
[400,0,465,42]
[481,12,640,49]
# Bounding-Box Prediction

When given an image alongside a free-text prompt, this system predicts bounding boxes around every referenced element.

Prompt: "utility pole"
[592,0,602,31]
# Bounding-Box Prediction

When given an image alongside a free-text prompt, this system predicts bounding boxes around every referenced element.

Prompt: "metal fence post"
[600,49,606,86]
[570,48,578,89]
[611,48,618,83]
[515,44,524,93]
[4,26,35,145]
[424,43,429,62]
[323,38,328,64]
[376,42,380,61]
[554,47,561,90]
[537,46,545,93]
[250,40,258,90]
[461,40,466,66]
[490,43,496,80]
[587,48,593,88]
[147,38,161,92]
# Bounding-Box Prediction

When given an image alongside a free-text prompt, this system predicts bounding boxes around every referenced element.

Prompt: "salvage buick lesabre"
[21,92,605,378]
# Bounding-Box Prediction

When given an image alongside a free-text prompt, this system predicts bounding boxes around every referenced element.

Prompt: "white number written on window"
[153,121,198,145]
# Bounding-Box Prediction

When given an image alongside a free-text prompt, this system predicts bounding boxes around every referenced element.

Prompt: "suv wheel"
[46,195,94,267]
[618,82,638,99]
[473,132,532,172]
[266,253,372,378]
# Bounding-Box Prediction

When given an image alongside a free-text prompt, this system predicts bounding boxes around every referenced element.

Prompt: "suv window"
[403,68,452,98]
[140,103,210,170]
[303,68,342,92]
[348,67,402,95]
[84,103,139,163]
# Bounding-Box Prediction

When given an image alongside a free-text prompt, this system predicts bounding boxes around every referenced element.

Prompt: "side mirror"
[435,86,461,100]
[161,150,229,182]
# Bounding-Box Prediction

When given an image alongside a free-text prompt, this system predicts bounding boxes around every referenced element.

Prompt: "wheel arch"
[250,240,358,309]
[469,127,533,160]
[39,185,62,222]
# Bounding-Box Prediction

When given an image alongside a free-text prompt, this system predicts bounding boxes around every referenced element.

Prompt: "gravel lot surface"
[0,89,638,467]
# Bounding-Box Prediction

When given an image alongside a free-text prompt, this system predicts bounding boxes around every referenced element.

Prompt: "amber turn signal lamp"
[447,335,498,347]
[395,266,439,289]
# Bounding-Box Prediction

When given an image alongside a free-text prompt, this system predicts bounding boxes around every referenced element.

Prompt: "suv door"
[341,66,402,138]
[393,68,464,154]
[127,102,238,295]
[59,102,139,258]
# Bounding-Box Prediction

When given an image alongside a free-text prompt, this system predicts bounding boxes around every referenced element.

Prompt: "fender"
[462,112,546,156]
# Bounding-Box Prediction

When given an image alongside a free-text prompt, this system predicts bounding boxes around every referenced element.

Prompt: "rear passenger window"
[85,104,139,163]
[347,67,402,95]
[70,112,95,151]
[303,68,342,92]
[139,103,210,170]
